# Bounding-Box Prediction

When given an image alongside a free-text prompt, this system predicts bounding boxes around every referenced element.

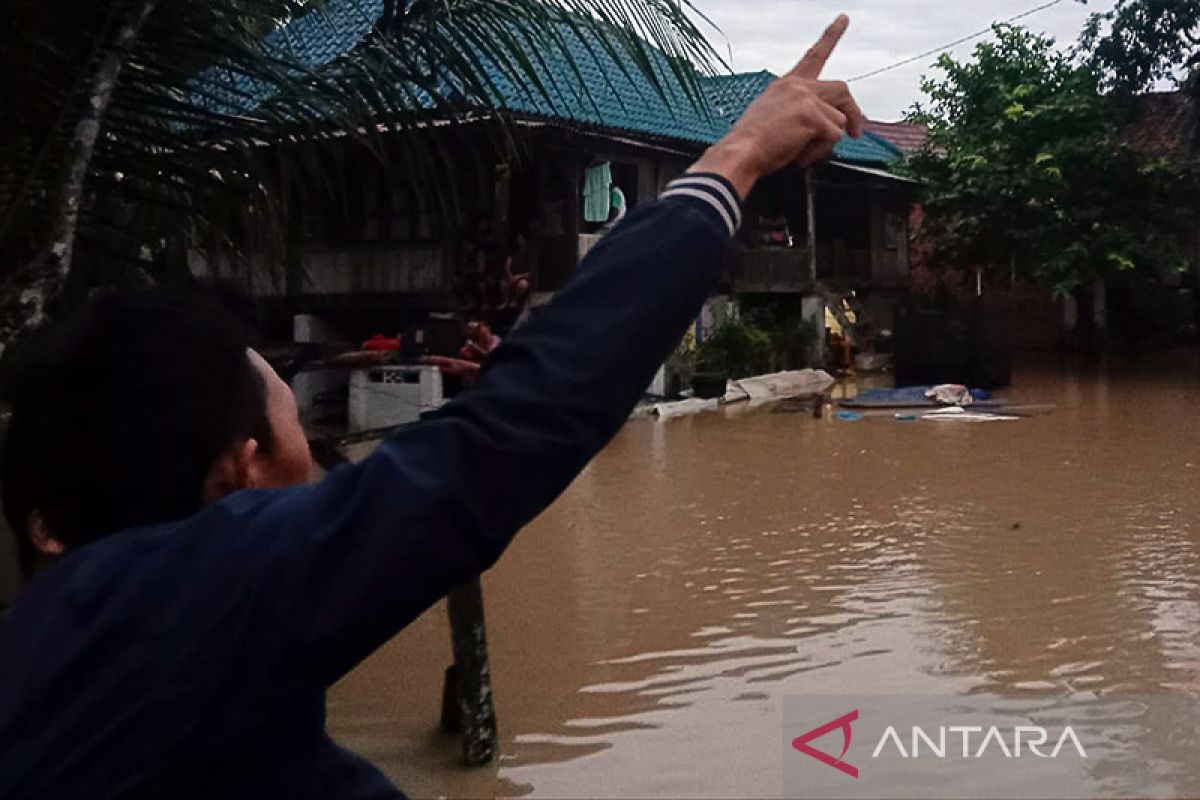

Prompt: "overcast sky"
[688,0,1118,120]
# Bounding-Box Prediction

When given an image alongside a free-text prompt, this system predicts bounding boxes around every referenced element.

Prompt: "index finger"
[789,14,850,80]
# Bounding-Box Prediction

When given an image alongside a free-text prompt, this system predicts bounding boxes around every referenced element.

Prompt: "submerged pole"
[438,159,507,767]
[444,578,498,766]
[309,435,498,767]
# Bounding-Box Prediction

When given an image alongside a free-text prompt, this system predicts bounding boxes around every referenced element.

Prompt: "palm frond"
[1,0,722,335]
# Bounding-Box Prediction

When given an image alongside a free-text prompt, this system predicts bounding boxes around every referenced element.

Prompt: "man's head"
[1,288,313,575]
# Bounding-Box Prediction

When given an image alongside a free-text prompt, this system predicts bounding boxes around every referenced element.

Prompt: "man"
[0,17,863,798]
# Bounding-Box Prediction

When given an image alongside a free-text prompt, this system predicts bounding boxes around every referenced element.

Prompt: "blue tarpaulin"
[841,386,994,409]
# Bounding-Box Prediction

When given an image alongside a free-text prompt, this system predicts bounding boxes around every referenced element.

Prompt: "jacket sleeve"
[221,173,743,688]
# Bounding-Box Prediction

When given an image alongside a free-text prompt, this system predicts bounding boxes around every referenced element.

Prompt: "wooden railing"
[535,237,909,295]
[815,245,907,288]
[728,245,813,292]
[815,244,872,284]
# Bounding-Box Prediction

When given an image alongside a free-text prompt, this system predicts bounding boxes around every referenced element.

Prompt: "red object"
[862,119,929,154]
[362,334,401,351]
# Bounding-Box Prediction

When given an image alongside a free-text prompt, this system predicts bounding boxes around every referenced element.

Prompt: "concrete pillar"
[292,314,349,415]
[802,294,826,368]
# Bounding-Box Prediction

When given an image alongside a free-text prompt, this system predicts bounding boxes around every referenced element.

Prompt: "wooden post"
[805,168,818,285]
[492,161,512,235]
[566,155,584,278]
[804,170,826,367]
[868,183,885,284]
[437,160,509,768]
[813,388,831,419]
[443,579,499,766]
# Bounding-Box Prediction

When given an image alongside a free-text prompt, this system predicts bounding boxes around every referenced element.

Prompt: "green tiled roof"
[834,129,904,163]
[451,24,901,167]
[467,23,732,146]
[197,0,384,117]
[703,71,776,126]
[210,0,900,167]
[698,71,903,165]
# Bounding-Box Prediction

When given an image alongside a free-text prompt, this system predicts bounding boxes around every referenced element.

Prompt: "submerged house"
[190,5,915,392]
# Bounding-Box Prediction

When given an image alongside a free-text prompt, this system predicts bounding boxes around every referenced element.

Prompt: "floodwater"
[326,356,1200,798]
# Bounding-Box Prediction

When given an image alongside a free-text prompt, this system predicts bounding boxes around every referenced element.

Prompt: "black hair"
[0,287,273,575]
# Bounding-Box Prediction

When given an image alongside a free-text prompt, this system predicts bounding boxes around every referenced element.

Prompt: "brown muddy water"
[326,356,1200,798]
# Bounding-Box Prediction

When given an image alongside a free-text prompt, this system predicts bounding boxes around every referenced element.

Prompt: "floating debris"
[921,407,1019,422]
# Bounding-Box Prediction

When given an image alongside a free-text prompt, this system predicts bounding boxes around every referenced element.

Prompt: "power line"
[847,0,1065,83]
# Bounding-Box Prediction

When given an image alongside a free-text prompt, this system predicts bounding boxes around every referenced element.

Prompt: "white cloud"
[689,0,1118,120]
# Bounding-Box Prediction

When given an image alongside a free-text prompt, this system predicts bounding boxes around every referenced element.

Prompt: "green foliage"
[1079,0,1200,94]
[739,296,816,370]
[905,24,1188,296]
[695,300,816,379]
[695,318,772,379]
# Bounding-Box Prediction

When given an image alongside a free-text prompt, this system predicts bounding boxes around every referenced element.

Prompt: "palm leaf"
[1,0,722,339]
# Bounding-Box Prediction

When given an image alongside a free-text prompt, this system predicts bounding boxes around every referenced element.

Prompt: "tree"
[1079,0,1200,94]
[0,0,719,353]
[906,24,1187,298]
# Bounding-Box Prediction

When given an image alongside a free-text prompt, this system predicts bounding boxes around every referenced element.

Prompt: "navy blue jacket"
[0,174,743,798]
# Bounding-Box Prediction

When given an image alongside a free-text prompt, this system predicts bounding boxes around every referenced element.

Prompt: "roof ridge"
[204,2,901,167]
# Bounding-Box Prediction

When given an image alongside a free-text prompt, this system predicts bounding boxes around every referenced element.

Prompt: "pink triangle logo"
[791,709,860,779]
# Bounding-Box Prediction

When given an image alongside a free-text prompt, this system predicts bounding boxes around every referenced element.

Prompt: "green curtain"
[583,162,612,223]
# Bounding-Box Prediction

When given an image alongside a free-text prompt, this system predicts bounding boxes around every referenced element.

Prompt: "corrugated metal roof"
[209,0,900,167]
[1123,90,1199,166]
[702,71,776,126]
[862,120,928,154]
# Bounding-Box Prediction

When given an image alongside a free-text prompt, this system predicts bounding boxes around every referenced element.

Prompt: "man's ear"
[28,511,65,556]
[202,439,259,504]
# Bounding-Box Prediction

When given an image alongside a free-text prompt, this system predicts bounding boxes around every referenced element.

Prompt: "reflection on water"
[327,356,1200,798]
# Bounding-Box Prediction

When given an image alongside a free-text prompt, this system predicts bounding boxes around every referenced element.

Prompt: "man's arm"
[237,176,742,688]
[210,16,865,689]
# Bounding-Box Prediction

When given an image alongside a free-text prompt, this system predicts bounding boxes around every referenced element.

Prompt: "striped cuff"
[659,173,744,237]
